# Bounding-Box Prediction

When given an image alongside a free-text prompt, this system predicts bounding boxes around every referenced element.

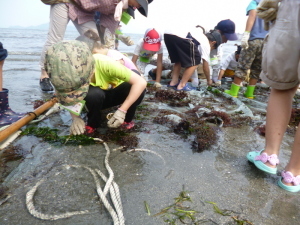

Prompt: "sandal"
[167,80,180,89]
[121,121,135,130]
[176,83,196,91]
[278,171,300,192]
[246,149,279,174]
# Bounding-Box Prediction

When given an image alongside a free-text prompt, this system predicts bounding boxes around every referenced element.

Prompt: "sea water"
[0,27,239,75]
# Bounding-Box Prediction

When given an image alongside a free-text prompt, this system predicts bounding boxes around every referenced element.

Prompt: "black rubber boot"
[0,89,25,126]
[40,78,54,91]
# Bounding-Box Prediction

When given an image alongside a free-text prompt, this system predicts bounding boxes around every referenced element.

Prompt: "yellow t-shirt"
[91,54,131,90]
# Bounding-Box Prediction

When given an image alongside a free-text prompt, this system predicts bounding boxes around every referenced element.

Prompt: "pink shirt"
[107,50,137,70]
[67,0,119,34]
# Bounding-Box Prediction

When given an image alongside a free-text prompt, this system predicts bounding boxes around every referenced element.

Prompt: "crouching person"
[45,40,146,135]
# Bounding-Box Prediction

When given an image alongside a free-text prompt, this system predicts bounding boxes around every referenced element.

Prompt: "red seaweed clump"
[254,124,266,136]
[289,108,300,127]
[32,100,45,109]
[201,110,231,126]
[192,122,217,152]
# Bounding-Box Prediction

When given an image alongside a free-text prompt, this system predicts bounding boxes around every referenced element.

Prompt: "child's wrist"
[118,108,127,113]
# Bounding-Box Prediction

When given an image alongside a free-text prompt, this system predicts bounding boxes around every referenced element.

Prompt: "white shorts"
[260,0,300,90]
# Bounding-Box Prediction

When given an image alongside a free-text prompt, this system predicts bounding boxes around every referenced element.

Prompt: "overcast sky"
[0,0,251,34]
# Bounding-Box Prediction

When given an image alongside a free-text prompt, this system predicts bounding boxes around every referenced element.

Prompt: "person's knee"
[85,86,105,106]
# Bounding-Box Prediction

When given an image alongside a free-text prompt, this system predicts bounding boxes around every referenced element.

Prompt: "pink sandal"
[278,171,300,192]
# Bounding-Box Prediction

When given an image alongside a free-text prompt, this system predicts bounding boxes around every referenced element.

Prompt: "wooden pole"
[0,98,58,143]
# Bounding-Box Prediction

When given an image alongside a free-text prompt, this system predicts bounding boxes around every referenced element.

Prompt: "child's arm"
[131,54,142,74]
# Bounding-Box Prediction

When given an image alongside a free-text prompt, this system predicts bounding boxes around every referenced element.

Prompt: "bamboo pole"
[0,98,58,143]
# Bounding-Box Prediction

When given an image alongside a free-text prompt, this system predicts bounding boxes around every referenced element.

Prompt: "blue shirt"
[246,0,268,40]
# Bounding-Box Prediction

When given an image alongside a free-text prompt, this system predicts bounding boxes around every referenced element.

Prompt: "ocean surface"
[0,27,239,75]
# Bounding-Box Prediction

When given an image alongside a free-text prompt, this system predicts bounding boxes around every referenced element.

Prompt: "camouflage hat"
[45,40,95,106]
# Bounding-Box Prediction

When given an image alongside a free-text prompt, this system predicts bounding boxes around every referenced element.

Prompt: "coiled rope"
[26,138,125,225]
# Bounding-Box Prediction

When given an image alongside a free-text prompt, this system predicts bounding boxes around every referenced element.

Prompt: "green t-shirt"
[91,54,131,90]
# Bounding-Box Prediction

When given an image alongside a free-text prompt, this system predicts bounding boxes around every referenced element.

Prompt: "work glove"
[214,80,222,86]
[153,82,162,88]
[107,109,126,128]
[257,0,280,30]
[241,32,250,49]
[118,34,134,46]
[70,117,86,135]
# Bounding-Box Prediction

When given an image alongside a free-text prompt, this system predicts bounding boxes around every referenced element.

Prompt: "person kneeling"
[45,40,146,135]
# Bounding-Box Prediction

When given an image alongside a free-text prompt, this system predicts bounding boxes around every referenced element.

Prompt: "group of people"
[2,0,300,193]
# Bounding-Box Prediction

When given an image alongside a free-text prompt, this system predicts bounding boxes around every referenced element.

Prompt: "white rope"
[112,146,166,164]
[26,179,89,220]
[25,138,125,224]
[29,103,61,124]
[0,129,22,150]
[128,148,166,164]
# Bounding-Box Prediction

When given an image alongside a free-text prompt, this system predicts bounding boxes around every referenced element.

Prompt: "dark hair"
[235,45,242,55]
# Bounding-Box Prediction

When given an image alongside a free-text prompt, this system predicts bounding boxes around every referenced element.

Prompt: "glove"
[118,34,135,46]
[241,32,250,49]
[70,117,86,135]
[215,80,221,86]
[153,82,162,88]
[257,0,280,30]
[107,109,126,128]
[257,0,279,21]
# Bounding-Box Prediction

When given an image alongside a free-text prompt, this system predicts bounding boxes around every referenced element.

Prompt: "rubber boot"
[0,89,25,126]
[244,85,256,99]
[224,83,241,97]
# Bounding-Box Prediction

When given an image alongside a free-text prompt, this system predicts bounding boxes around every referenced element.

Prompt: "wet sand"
[0,65,300,225]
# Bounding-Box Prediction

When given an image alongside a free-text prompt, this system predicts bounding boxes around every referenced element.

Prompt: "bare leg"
[249,78,258,86]
[264,87,298,167]
[169,62,181,86]
[285,124,300,177]
[177,65,198,90]
[232,76,243,86]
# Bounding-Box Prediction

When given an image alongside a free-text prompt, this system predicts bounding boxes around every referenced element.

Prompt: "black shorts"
[164,34,201,68]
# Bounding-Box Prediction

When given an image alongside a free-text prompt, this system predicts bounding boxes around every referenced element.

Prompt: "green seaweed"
[21,127,95,145]
[154,188,201,224]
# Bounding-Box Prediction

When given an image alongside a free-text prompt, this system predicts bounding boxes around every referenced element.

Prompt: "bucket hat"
[45,40,95,106]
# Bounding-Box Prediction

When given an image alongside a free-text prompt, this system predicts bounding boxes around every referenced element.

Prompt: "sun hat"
[0,42,8,61]
[44,40,95,106]
[127,0,153,18]
[143,28,162,51]
[215,19,238,41]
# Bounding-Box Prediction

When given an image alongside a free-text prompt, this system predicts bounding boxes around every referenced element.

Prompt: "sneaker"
[85,125,96,134]
[40,78,54,91]
[148,69,156,80]
[121,121,135,130]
